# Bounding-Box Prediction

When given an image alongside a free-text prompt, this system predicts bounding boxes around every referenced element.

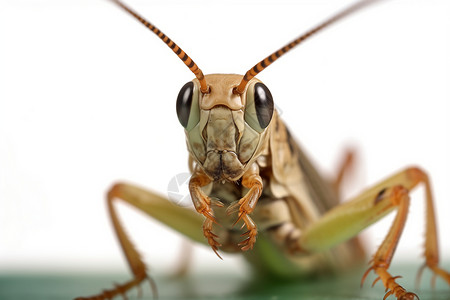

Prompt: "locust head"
[111,0,371,184]
[176,74,274,182]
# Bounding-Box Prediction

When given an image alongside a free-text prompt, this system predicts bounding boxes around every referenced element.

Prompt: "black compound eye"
[245,82,274,132]
[254,82,274,129]
[176,81,199,130]
[176,82,193,127]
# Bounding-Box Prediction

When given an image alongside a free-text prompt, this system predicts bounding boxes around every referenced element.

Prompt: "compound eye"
[244,82,274,132]
[176,81,200,130]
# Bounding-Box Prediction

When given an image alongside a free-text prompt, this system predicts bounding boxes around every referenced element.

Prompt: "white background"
[0,0,449,275]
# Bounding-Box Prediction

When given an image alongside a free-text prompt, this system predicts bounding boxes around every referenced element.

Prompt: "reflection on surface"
[0,263,449,300]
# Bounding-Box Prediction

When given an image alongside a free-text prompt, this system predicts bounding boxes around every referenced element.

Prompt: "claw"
[383,290,393,300]
[241,243,254,251]
[388,276,402,283]
[238,228,257,251]
[418,263,450,286]
[226,201,240,215]
[431,273,437,288]
[203,218,223,260]
[372,277,381,287]
[147,275,158,299]
[136,282,143,298]
[202,210,217,223]
[238,237,250,247]
[75,273,156,300]
[364,265,420,300]
[211,245,223,260]
[241,230,251,236]
[233,213,244,226]
[415,263,426,288]
[361,266,374,287]
[210,197,224,207]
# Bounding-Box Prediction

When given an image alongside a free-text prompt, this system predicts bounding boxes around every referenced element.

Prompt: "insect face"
[176,74,274,181]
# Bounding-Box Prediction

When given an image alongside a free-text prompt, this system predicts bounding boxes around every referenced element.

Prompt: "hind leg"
[75,182,205,300]
[334,148,356,195]
[288,167,449,299]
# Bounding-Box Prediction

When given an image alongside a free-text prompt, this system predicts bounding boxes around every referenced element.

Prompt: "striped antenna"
[111,0,209,93]
[234,0,380,95]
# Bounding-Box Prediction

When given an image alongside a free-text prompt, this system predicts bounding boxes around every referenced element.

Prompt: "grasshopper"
[77,0,450,299]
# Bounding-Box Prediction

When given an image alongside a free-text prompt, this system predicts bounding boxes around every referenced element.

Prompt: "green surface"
[0,264,449,300]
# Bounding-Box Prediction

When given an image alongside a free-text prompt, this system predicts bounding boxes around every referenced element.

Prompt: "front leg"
[189,167,223,257]
[227,163,263,251]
